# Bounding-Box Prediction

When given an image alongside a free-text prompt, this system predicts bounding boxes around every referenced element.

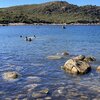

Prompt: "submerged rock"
[32,92,46,98]
[44,97,52,100]
[63,59,91,74]
[47,55,63,60]
[32,88,49,99]
[96,66,100,72]
[27,76,41,82]
[3,71,19,80]
[39,88,49,94]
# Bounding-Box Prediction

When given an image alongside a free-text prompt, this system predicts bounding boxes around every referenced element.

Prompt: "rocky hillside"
[0,1,100,24]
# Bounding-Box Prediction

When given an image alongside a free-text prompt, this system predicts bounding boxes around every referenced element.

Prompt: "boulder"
[63,59,91,74]
[3,71,19,80]
[96,66,100,72]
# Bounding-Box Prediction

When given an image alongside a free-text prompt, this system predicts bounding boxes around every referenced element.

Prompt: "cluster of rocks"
[61,55,100,75]
[47,51,100,75]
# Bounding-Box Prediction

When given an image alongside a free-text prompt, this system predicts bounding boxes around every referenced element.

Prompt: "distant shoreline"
[0,23,100,26]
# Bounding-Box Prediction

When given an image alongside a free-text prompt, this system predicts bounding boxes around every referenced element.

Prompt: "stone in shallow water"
[36,99,43,100]
[84,56,96,62]
[25,84,39,92]
[44,97,52,100]
[31,63,44,67]
[0,91,5,95]
[63,59,91,74]
[5,98,12,100]
[39,88,49,94]
[32,92,46,98]
[73,55,85,61]
[32,88,49,99]
[96,66,100,72]
[3,71,19,80]
[61,52,69,56]
[47,55,63,60]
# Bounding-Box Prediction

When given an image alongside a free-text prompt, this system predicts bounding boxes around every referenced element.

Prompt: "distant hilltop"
[0,1,100,25]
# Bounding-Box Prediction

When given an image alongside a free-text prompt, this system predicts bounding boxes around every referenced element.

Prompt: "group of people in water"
[20,35,36,42]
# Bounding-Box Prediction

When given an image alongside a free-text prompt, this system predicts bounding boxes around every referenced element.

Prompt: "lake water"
[0,25,100,99]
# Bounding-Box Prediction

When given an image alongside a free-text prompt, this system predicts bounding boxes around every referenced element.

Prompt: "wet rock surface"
[63,58,91,74]
[32,88,49,99]
[73,55,85,61]
[84,56,96,62]
[3,71,19,80]
[73,55,96,62]
[96,66,100,72]
[47,55,63,60]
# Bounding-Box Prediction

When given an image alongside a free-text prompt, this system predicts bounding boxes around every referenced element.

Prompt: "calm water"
[0,25,100,99]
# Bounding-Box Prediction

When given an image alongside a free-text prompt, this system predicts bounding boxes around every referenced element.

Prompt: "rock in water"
[61,52,69,56]
[84,56,96,62]
[47,55,63,60]
[63,59,91,74]
[73,55,85,61]
[3,71,19,80]
[96,66,100,72]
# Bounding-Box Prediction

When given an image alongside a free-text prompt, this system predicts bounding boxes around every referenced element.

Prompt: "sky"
[0,0,100,8]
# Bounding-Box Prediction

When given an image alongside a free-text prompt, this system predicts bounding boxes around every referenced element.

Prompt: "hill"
[0,1,100,24]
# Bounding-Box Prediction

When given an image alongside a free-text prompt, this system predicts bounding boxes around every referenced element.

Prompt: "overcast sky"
[0,0,100,8]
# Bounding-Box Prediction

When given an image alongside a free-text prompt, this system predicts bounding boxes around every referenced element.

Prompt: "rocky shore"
[0,23,100,26]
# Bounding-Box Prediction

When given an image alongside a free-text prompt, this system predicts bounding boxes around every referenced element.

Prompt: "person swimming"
[20,35,22,38]
[34,35,36,38]
[25,36,28,41]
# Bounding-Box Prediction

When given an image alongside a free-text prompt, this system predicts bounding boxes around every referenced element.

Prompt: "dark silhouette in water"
[20,35,22,38]
[25,36,33,42]
[25,36,28,41]
[28,38,32,42]
[62,26,66,29]
[34,35,36,38]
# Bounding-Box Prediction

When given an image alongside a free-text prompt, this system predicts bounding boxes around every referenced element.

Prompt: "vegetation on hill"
[0,1,100,24]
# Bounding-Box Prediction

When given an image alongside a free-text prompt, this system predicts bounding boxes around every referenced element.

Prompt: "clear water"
[0,25,100,99]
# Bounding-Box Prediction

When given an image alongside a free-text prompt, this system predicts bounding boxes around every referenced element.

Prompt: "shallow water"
[0,25,100,99]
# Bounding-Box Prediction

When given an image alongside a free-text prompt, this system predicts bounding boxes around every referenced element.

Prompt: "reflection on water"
[0,25,100,99]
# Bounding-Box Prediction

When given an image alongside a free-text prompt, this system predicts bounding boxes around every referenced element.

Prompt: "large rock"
[3,71,19,80]
[63,59,91,74]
